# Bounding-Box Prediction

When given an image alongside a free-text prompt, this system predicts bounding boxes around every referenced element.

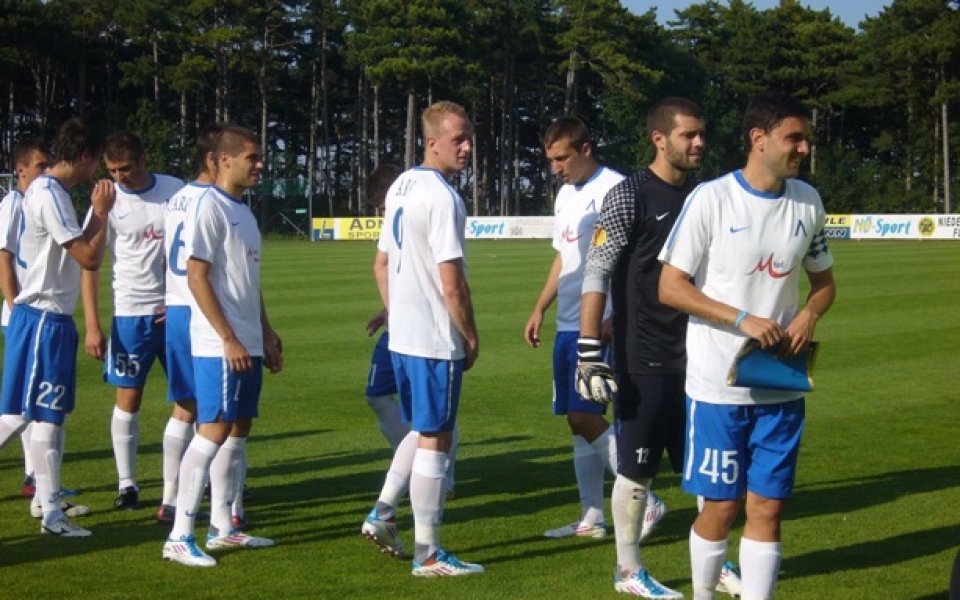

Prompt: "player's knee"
[745,494,785,529]
[699,498,741,530]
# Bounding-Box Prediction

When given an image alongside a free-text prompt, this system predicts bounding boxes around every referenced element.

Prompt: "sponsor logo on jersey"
[747,253,793,279]
[561,226,583,243]
[246,248,260,263]
[143,226,164,241]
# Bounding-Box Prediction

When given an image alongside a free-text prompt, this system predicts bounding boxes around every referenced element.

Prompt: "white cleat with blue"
[716,560,743,598]
[412,549,484,577]
[614,567,684,599]
[639,492,667,542]
[164,534,217,567]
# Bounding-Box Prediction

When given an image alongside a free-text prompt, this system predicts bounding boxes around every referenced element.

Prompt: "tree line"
[0,0,957,230]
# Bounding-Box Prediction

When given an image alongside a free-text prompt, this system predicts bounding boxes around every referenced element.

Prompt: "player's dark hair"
[50,118,103,164]
[543,116,591,151]
[194,122,226,175]
[12,138,47,169]
[215,125,259,158]
[103,131,145,162]
[741,91,812,147]
[367,163,402,207]
[646,97,703,138]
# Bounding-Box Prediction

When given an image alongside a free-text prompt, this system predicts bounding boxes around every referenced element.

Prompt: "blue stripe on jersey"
[574,165,608,191]
[663,180,708,251]
[41,176,71,228]
[189,187,214,230]
[733,169,784,200]
[119,173,157,195]
[212,185,244,204]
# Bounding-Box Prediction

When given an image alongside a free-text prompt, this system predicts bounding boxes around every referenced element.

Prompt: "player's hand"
[263,327,283,373]
[738,314,783,349]
[780,309,817,357]
[524,310,543,348]
[464,338,479,371]
[575,337,617,404]
[366,309,387,336]
[154,307,166,325]
[90,179,116,215]
[85,328,106,361]
[223,337,253,372]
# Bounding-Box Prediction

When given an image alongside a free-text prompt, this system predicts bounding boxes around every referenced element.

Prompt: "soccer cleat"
[205,529,274,550]
[361,509,410,558]
[543,521,607,539]
[31,501,91,519]
[411,549,484,577]
[639,492,667,542]
[115,486,141,510]
[21,475,36,498]
[614,568,684,598]
[41,515,92,537]
[163,534,217,567]
[156,505,175,524]
[716,560,743,598]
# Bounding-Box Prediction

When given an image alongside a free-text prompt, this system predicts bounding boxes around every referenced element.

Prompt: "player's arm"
[366,308,388,336]
[439,258,479,371]
[373,250,389,311]
[659,263,784,348]
[187,257,252,372]
[0,250,16,311]
[523,253,560,348]
[782,267,836,356]
[64,179,116,269]
[80,268,106,360]
[260,292,283,374]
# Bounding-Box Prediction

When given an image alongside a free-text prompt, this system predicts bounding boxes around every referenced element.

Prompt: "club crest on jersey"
[794,219,808,237]
[590,226,606,247]
[747,253,793,279]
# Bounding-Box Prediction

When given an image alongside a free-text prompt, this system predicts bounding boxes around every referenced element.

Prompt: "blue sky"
[622,0,892,29]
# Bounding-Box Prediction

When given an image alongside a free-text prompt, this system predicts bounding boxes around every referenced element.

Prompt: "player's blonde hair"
[421,101,468,140]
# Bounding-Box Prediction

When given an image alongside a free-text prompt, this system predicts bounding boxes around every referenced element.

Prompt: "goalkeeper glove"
[575,337,617,404]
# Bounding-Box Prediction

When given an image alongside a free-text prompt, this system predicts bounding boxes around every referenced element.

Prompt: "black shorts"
[614,372,686,480]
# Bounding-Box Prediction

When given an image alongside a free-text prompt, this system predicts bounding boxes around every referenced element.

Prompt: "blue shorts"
[682,396,805,501]
[366,331,397,397]
[193,356,263,424]
[104,315,166,388]
[165,306,194,402]
[552,331,607,416]
[390,352,461,433]
[0,305,78,425]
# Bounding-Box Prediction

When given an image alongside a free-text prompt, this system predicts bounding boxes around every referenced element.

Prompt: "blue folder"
[726,340,819,392]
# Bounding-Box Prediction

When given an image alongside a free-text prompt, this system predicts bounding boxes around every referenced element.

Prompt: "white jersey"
[14,176,85,314]
[0,189,25,325]
[659,170,834,405]
[184,186,263,357]
[552,166,623,331]
[378,166,467,360]
[165,182,210,307]
[91,173,183,316]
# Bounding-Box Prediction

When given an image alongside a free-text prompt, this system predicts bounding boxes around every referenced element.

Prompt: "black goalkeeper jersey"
[586,168,698,375]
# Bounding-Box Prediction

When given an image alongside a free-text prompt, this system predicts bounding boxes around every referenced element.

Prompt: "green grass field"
[0,239,958,599]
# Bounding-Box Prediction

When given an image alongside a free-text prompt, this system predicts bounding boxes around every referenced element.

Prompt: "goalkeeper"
[579,98,711,598]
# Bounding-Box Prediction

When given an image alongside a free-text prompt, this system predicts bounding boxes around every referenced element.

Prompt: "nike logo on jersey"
[231,221,242,227]
[561,226,583,243]
[655,212,670,221]
[729,225,750,233]
[116,213,130,220]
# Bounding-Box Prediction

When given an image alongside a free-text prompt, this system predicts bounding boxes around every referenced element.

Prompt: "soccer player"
[0,118,116,536]
[658,91,836,599]
[523,116,623,540]
[0,140,49,497]
[579,97,710,598]
[156,123,222,524]
[81,131,184,510]
[162,125,282,567]
[362,101,482,577]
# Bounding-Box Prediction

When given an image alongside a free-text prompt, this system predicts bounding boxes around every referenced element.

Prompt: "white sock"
[690,528,728,600]
[0,413,27,451]
[739,537,781,600]
[30,422,62,526]
[590,425,617,474]
[171,435,219,539]
[20,421,34,478]
[444,426,458,493]
[375,430,418,519]
[230,442,247,518]
[410,448,448,563]
[573,434,605,525]
[209,436,245,537]
[162,418,193,506]
[366,394,410,450]
[612,474,652,575]
[111,406,139,489]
